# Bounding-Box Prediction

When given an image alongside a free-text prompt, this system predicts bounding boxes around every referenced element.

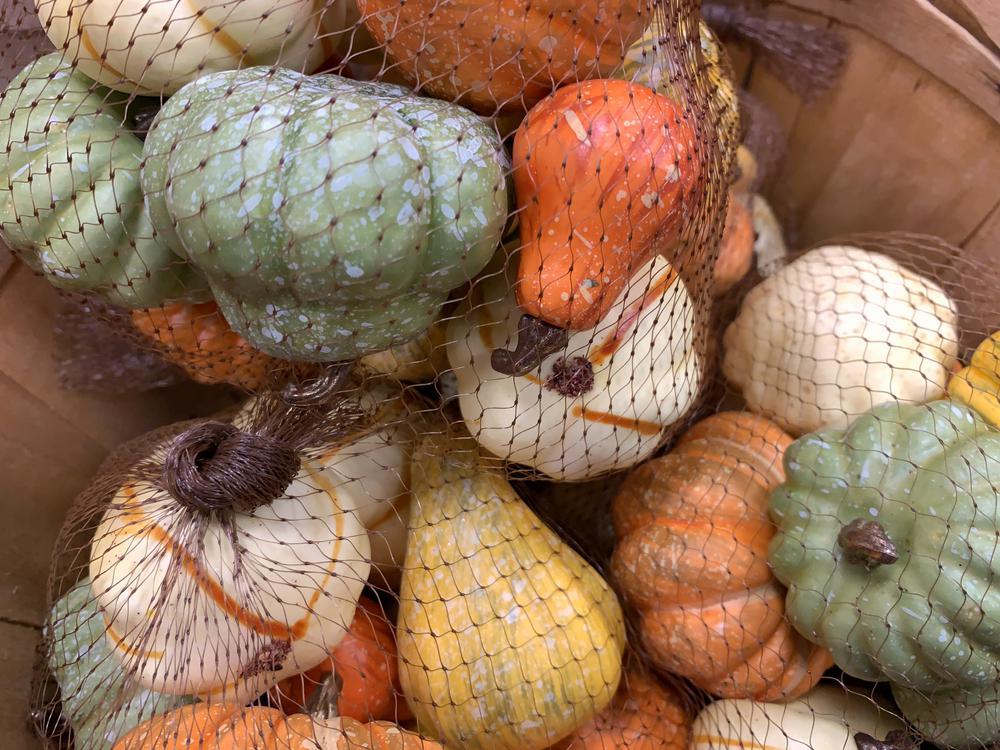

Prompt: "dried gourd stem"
[126,101,161,139]
[162,421,301,514]
[545,356,595,397]
[854,730,919,750]
[491,314,570,376]
[280,363,351,407]
[837,519,899,567]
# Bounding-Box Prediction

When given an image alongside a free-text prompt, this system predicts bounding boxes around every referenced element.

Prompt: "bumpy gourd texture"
[142,66,508,361]
[724,246,959,434]
[769,400,1000,691]
[0,54,206,307]
[397,435,626,750]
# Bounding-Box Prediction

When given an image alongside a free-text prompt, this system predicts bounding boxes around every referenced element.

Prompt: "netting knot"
[491,314,570,376]
[837,519,898,567]
[162,421,301,514]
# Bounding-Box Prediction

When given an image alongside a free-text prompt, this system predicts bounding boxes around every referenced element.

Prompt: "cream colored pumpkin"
[89,458,371,703]
[35,0,358,95]
[446,254,702,480]
[724,245,959,434]
[89,384,415,702]
[690,685,905,750]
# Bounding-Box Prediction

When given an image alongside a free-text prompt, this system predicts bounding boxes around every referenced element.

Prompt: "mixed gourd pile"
[2,1,999,750]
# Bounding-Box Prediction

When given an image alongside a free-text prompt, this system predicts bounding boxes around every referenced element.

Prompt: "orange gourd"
[555,670,690,750]
[513,79,700,330]
[611,412,833,701]
[356,0,649,114]
[714,193,755,295]
[111,703,440,750]
[132,302,274,390]
[273,596,412,723]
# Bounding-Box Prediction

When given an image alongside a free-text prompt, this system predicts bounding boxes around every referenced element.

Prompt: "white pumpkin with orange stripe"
[446,254,703,481]
[34,0,359,95]
[89,383,415,702]
[690,685,905,750]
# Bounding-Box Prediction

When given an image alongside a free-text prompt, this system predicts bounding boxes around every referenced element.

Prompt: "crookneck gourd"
[446,251,702,480]
[89,380,415,701]
[357,0,650,114]
[948,330,1000,428]
[612,412,833,701]
[47,580,193,750]
[513,79,700,331]
[769,399,1000,691]
[35,0,358,95]
[397,434,626,750]
[142,67,508,362]
[111,704,442,750]
[724,245,959,434]
[0,54,205,307]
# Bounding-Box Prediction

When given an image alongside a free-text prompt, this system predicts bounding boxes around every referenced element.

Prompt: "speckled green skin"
[0,54,206,308]
[893,682,1000,748]
[769,400,1000,691]
[48,580,192,750]
[142,67,508,362]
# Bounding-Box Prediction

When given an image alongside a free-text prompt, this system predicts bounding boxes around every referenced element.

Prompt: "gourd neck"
[163,421,301,514]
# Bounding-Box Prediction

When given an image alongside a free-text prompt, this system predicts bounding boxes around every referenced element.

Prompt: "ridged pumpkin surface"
[612,412,832,700]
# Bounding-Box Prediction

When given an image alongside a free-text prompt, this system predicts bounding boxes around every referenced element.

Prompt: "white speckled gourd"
[446,253,703,480]
[142,66,508,362]
[724,245,959,434]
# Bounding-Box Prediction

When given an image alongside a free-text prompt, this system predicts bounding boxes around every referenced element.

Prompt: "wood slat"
[931,0,1000,49]
[778,0,1000,124]
[756,22,1000,247]
[0,622,41,749]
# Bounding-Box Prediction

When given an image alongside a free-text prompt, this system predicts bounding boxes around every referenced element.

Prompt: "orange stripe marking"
[691,735,786,750]
[590,266,679,366]
[571,405,662,436]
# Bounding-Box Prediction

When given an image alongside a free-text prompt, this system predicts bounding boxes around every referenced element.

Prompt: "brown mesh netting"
[5,0,999,748]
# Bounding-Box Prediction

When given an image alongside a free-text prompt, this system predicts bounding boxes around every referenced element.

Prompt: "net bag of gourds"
[3,0,998,747]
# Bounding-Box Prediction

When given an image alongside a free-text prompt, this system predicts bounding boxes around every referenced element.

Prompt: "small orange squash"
[713,192,755,296]
[555,670,690,750]
[357,0,649,114]
[111,703,441,750]
[131,301,275,390]
[611,412,833,701]
[513,79,700,330]
[273,596,412,723]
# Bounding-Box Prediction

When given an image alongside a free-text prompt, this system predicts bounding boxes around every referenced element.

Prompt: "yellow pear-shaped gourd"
[948,331,1000,427]
[397,434,626,750]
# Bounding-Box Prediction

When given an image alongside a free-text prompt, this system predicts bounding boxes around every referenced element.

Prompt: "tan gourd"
[396,434,626,750]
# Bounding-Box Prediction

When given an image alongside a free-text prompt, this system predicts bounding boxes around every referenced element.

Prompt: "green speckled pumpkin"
[769,400,1000,692]
[48,579,193,750]
[142,67,508,362]
[0,54,206,307]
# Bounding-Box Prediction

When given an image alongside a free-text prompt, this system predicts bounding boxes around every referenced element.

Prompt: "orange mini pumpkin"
[513,79,700,331]
[555,670,690,750]
[131,302,275,390]
[273,596,412,723]
[111,703,440,750]
[357,0,649,114]
[611,412,833,701]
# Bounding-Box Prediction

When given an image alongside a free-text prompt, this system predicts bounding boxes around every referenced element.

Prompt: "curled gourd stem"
[854,730,918,750]
[837,519,899,567]
[491,314,570,376]
[162,421,301,514]
[280,363,351,406]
